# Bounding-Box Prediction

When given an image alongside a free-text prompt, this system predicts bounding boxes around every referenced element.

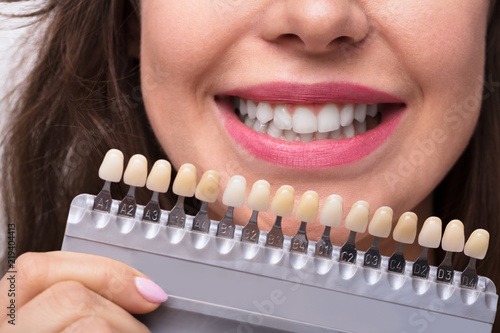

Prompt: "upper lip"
[221,81,404,105]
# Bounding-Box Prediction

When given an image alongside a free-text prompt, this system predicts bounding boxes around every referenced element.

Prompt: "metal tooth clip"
[93,149,124,213]
[266,185,295,249]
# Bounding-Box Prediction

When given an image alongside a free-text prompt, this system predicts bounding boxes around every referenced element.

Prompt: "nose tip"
[262,1,369,54]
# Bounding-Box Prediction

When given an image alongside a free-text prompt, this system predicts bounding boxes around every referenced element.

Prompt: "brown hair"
[2,0,500,326]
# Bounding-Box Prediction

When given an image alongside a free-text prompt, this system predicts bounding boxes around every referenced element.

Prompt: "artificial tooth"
[341,201,370,264]
[355,120,366,135]
[353,104,367,122]
[217,175,246,239]
[143,159,171,223]
[315,132,329,140]
[293,107,317,134]
[291,191,319,254]
[340,103,354,127]
[167,163,197,228]
[239,99,247,116]
[388,212,418,274]
[343,123,355,139]
[273,105,293,130]
[267,185,295,249]
[267,122,283,139]
[244,116,255,128]
[319,195,343,228]
[94,149,124,213]
[299,133,314,142]
[247,100,257,119]
[364,206,393,269]
[367,104,378,117]
[412,217,442,279]
[330,128,342,140]
[461,229,490,289]
[317,104,340,133]
[437,220,465,284]
[242,180,271,244]
[192,170,220,233]
[118,154,148,219]
[256,102,273,124]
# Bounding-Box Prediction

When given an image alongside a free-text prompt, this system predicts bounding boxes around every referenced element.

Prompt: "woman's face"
[139,0,490,251]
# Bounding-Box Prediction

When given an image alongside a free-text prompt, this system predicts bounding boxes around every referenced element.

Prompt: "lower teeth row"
[238,111,380,142]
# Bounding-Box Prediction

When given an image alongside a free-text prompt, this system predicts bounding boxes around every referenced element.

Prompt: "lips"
[216,82,406,168]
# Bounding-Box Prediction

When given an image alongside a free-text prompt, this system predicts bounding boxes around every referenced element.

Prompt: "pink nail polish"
[135,277,168,303]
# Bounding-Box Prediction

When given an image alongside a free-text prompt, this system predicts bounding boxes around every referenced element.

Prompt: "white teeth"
[247,100,257,119]
[340,103,354,127]
[343,123,355,139]
[256,102,273,124]
[267,122,283,139]
[273,105,293,130]
[235,98,381,143]
[293,107,317,133]
[317,104,340,133]
[367,104,378,117]
[353,104,367,122]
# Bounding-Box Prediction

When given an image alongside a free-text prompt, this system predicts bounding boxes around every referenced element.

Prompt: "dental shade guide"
[142,160,171,223]
[290,191,318,254]
[437,219,465,284]
[364,206,393,269]
[93,149,124,213]
[192,170,220,233]
[265,185,295,249]
[388,212,417,274]
[167,163,197,228]
[216,175,246,239]
[461,229,490,289]
[118,154,148,219]
[241,180,270,244]
[340,201,369,264]
[315,195,343,259]
[412,217,442,279]
[63,150,498,333]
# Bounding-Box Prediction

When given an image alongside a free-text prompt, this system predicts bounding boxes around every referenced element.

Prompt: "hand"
[0,251,167,332]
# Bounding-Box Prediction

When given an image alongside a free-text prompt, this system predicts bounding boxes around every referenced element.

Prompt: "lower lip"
[219,102,404,168]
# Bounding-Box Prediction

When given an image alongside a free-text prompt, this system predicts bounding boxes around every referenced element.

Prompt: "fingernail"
[134,277,168,303]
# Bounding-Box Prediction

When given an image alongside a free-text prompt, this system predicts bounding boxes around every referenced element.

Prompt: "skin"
[141,0,489,257]
[0,0,491,330]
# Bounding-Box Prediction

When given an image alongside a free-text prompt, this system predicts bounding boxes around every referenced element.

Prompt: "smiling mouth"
[233,97,383,142]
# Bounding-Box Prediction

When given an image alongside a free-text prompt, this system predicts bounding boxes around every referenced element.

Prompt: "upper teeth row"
[236,98,378,134]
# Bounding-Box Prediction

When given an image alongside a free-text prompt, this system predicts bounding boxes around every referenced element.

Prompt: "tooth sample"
[353,104,367,122]
[340,104,354,127]
[216,175,246,239]
[315,195,343,259]
[273,105,293,130]
[290,191,319,254]
[364,207,393,269]
[167,163,197,228]
[293,107,317,134]
[118,154,148,218]
[256,103,273,124]
[267,122,283,139]
[94,149,124,213]
[239,99,248,116]
[266,185,295,249]
[343,123,355,139]
[142,159,171,223]
[367,104,378,117]
[192,170,220,233]
[461,229,490,289]
[247,100,257,119]
[412,217,442,279]
[437,219,464,284]
[388,212,418,274]
[340,201,369,264]
[317,104,340,133]
[241,180,271,243]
